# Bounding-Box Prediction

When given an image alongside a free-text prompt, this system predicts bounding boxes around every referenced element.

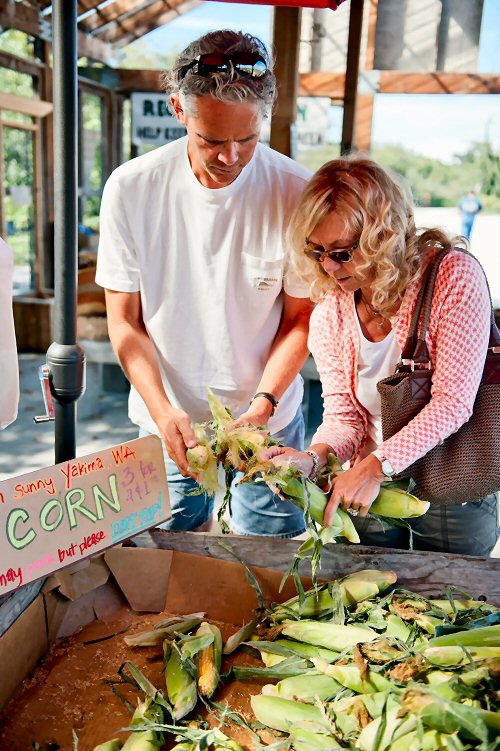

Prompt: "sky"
[138,0,500,163]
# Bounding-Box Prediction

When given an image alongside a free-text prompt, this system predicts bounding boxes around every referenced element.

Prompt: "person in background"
[0,237,19,430]
[96,30,313,537]
[458,189,483,240]
[262,156,497,557]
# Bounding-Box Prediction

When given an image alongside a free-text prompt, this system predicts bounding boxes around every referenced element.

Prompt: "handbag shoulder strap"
[400,248,448,366]
[404,246,500,366]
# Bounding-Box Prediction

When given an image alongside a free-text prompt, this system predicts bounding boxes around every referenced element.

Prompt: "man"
[96,30,313,537]
[458,189,482,240]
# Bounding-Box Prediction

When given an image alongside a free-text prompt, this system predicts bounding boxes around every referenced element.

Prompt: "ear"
[170,94,186,125]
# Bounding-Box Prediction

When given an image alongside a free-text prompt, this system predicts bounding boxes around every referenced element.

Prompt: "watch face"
[382,459,394,477]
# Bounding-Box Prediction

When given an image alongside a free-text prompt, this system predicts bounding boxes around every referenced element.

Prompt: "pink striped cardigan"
[309,250,491,473]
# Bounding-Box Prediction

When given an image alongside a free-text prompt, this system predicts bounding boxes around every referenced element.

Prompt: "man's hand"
[231,397,274,429]
[324,454,385,525]
[156,407,198,476]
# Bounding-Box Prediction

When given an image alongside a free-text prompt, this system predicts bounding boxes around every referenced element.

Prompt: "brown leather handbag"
[377,249,500,505]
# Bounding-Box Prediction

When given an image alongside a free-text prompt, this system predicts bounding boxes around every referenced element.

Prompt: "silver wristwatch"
[372,449,395,478]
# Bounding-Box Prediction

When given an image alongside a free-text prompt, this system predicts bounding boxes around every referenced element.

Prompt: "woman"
[263,156,498,556]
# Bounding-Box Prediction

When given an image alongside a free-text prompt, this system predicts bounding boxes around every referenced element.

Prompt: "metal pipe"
[48,0,85,463]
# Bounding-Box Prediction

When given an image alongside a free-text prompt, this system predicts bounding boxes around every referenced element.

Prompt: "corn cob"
[124,614,205,647]
[254,638,339,667]
[399,688,500,737]
[281,620,378,651]
[121,698,164,751]
[388,728,449,751]
[165,646,197,721]
[422,645,500,666]
[194,621,222,697]
[261,670,342,702]
[250,694,331,733]
[312,659,393,694]
[288,723,342,749]
[428,599,498,615]
[272,570,397,622]
[357,709,417,751]
[427,624,500,648]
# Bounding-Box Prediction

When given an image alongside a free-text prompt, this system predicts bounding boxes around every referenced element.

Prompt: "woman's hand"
[259,446,316,477]
[324,454,385,524]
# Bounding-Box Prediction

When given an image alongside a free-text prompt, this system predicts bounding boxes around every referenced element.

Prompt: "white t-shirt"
[96,137,311,435]
[354,313,401,457]
[0,237,19,429]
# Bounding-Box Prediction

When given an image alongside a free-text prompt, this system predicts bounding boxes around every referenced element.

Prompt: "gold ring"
[347,508,359,517]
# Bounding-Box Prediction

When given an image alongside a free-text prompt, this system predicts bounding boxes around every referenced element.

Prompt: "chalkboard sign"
[0,436,170,595]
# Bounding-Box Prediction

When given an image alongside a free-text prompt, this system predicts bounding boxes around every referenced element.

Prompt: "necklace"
[360,294,388,330]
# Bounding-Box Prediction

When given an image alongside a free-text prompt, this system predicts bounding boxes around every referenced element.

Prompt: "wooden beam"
[0,91,53,118]
[379,71,500,95]
[342,0,364,154]
[0,1,42,37]
[299,71,500,97]
[96,0,201,47]
[270,7,302,158]
[354,94,374,152]
[0,50,45,77]
[299,72,345,98]
[76,29,114,63]
[80,0,164,33]
[118,68,164,92]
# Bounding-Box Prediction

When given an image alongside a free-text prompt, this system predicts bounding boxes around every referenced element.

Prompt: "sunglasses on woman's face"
[181,53,268,79]
[304,238,360,264]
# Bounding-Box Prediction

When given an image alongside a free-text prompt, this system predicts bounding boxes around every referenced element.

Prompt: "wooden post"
[341,0,364,154]
[270,7,302,158]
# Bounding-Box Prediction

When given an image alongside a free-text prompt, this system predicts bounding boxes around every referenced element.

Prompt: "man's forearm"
[255,317,310,399]
[108,320,172,424]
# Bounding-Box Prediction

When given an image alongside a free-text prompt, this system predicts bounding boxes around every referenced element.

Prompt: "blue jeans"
[347,495,498,557]
[139,408,306,538]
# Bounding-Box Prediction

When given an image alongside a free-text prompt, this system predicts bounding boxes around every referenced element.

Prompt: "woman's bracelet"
[305,449,320,483]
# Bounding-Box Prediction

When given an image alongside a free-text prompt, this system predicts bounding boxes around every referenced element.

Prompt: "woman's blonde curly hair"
[288,155,462,314]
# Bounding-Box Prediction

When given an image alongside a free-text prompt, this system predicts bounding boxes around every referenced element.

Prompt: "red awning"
[209,0,347,8]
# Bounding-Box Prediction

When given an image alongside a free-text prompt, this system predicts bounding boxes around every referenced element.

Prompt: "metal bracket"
[34,364,55,424]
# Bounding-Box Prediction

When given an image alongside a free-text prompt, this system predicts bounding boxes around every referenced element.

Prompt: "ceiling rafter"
[92,0,191,44]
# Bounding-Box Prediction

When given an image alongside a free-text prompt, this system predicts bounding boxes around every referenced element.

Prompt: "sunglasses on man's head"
[181,53,268,80]
[304,238,360,264]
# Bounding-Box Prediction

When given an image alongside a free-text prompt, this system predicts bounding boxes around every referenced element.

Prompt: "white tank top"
[354,313,401,458]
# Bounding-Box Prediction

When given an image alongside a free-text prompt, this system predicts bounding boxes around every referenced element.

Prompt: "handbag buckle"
[401,358,431,372]
[490,346,500,354]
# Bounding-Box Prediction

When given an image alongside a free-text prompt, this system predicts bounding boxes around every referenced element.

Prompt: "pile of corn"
[93,568,500,751]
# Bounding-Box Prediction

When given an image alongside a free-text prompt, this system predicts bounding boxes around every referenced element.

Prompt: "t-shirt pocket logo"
[253,275,279,291]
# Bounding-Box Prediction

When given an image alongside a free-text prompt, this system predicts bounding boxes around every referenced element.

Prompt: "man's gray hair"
[162,29,277,116]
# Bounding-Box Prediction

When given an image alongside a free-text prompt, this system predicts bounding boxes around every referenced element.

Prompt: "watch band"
[250,391,279,417]
[305,449,320,483]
